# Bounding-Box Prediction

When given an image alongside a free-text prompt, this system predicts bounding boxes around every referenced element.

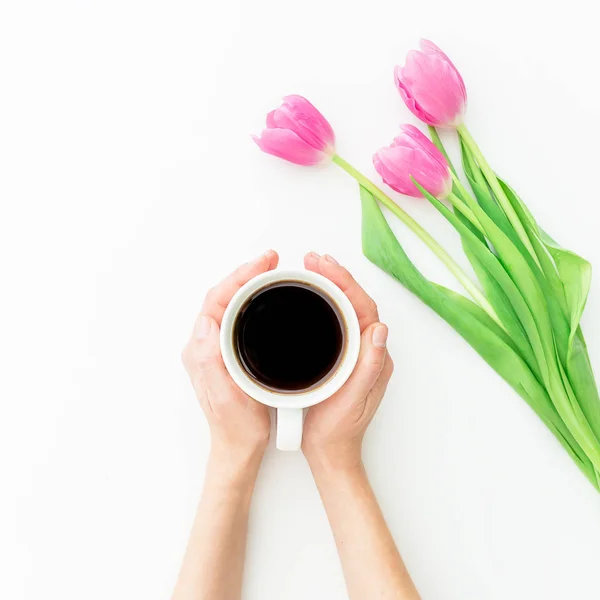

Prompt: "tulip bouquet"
[253,41,600,491]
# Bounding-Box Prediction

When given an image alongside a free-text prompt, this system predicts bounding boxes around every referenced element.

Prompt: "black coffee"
[233,281,345,393]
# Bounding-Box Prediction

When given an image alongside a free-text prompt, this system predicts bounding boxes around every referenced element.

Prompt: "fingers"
[304,252,379,331]
[182,314,236,410]
[202,249,279,324]
[304,251,320,273]
[182,314,224,376]
[370,352,394,403]
[342,322,389,401]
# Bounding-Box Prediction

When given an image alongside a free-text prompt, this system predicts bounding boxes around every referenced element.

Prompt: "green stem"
[447,190,484,233]
[332,154,502,327]
[457,124,540,265]
[428,126,455,173]
[450,170,477,208]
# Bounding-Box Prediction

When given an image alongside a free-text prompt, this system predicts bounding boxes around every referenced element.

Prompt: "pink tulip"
[394,40,467,128]
[253,95,335,166]
[373,125,452,199]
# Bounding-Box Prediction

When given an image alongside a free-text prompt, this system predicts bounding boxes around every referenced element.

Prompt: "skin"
[302,252,420,600]
[173,250,421,600]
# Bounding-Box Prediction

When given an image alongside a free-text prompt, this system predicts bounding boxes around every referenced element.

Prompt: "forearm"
[171,443,263,600]
[307,452,420,600]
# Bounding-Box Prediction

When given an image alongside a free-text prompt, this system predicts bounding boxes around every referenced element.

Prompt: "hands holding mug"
[182,249,393,464]
[175,252,420,600]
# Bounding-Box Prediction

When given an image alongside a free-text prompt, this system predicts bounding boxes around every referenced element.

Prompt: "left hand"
[181,250,279,460]
[301,252,394,469]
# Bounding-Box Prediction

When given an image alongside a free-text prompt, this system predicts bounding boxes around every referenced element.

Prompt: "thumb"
[343,322,388,400]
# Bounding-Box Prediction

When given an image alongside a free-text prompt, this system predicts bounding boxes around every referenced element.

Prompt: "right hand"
[181,250,280,462]
[301,252,394,468]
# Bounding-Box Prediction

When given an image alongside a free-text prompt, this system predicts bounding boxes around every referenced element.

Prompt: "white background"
[1,1,599,599]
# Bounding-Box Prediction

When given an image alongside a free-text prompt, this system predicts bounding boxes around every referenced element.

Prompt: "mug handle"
[276,407,303,451]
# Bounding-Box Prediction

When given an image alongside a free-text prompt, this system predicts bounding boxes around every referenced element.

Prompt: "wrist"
[207,439,266,487]
[303,440,363,477]
[306,448,368,502]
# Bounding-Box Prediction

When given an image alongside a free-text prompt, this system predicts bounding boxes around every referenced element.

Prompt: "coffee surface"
[233,281,345,392]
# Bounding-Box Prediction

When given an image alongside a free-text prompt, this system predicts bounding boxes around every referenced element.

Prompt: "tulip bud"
[373,125,452,199]
[253,95,335,166]
[395,40,467,128]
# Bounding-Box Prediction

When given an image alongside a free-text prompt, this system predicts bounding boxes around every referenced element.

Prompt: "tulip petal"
[373,127,452,198]
[394,65,441,127]
[403,52,464,127]
[254,94,335,167]
[395,41,467,127]
[395,124,448,166]
[253,128,327,166]
[420,39,453,63]
[420,39,467,100]
[270,95,335,152]
[373,147,415,196]
[266,110,278,129]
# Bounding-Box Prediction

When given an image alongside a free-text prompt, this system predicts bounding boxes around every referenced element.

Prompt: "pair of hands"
[181,250,394,468]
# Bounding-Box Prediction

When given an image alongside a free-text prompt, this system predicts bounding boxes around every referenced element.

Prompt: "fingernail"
[324,254,338,265]
[196,316,212,340]
[307,251,320,259]
[372,325,388,348]
[264,249,275,258]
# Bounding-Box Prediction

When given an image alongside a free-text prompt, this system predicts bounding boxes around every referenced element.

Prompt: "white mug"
[220,269,361,451]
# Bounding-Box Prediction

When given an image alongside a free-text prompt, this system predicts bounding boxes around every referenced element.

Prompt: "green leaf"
[499,178,590,334]
[459,141,566,339]
[428,133,533,371]
[446,172,600,469]
[421,130,599,482]
[360,184,599,490]
[428,126,486,245]
[436,134,595,372]
[446,152,600,469]
[413,181,541,383]
[459,144,572,369]
[498,181,571,357]
[458,144,571,355]
[460,141,569,353]
[460,139,516,244]
[498,179,600,448]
